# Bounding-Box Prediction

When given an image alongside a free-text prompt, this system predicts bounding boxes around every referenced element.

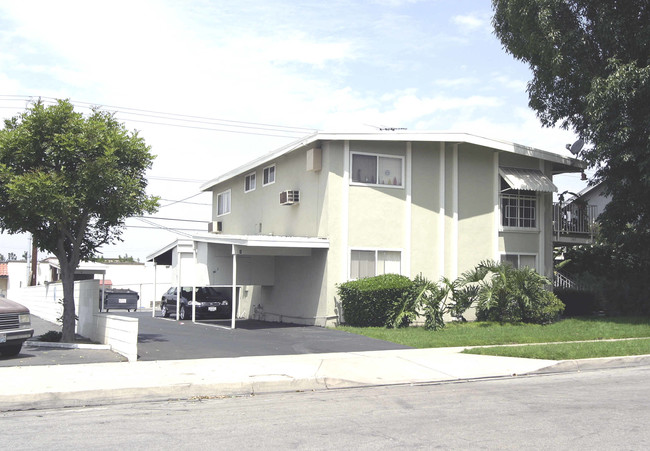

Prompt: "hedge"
[338,274,412,327]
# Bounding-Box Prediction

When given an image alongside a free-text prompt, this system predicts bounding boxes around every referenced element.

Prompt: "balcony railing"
[553,202,598,242]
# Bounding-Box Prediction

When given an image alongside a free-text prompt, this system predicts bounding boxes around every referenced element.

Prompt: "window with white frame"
[263,165,275,186]
[351,153,403,187]
[500,178,537,228]
[350,249,401,279]
[245,172,256,192]
[217,189,231,216]
[501,254,536,270]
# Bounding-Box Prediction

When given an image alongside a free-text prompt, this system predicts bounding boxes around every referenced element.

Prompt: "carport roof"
[146,233,329,265]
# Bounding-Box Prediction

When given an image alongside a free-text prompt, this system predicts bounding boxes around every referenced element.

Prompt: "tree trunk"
[59,261,77,343]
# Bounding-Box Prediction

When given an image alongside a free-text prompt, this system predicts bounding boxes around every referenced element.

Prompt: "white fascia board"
[146,239,180,262]
[199,131,586,191]
[188,233,330,249]
[200,132,320,192]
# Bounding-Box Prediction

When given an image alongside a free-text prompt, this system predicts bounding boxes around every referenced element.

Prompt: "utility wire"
[0,96,316,137]
[134,216,208,223]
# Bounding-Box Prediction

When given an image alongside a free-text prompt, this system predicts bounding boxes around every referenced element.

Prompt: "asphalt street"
[3,366,649,450]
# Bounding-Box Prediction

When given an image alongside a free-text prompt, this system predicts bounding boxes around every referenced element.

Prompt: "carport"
[146,234,329,329]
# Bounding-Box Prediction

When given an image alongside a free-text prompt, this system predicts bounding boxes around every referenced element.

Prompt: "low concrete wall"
[90,314,138,362]
[9,280,139,361]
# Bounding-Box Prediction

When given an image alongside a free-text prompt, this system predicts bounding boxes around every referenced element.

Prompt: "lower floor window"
[501,254,536,270]
[350,249,401,279]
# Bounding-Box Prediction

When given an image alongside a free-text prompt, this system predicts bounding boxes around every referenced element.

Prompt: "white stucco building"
[147,131,586,327]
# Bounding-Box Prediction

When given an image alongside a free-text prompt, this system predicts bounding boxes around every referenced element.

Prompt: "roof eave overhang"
[147,234,330,263]
[200,131,588,191]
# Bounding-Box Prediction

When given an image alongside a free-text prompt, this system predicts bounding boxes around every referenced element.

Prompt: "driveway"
[134,312,411,361]
[2,312,411,365]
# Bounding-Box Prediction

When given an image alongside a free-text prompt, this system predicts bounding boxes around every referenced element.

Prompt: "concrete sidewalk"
[3,345,649,412]
[0,347,561,411]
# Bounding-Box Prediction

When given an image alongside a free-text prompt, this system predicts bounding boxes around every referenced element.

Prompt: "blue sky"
[0,0,587,260]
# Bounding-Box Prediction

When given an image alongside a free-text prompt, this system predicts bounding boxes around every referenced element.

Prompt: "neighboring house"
[552,182,610,246]
[147,131,585,327]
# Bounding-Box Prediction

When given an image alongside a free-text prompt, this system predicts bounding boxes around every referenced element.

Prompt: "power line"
[0,96,317,138]
[134,216,208,223]
[158,198,211,206]
[159,192,207,208]
[148,176,208,183]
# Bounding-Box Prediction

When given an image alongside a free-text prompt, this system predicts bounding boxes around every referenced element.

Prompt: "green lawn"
[336,317,650,358]
[463,338,650,360]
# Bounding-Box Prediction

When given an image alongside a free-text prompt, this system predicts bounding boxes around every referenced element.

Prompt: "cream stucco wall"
[211,147,326,237]
[457,144,498,275]
[200,137,562,326]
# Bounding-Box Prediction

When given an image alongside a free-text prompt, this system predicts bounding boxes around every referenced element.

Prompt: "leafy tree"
[0,99,158,341]
[492,1,650,295]
[7,252,17,261]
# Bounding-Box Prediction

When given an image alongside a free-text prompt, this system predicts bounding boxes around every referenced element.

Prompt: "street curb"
[531,354,650,374]
[0,377,334,411]
[25,341,111,350]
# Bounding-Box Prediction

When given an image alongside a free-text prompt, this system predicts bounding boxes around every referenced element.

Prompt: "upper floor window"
[500,178,536,229]
[350,249,401,279]
[217,189,231,216]
[245,172,256,192]
[351,152,403,187]
[263,165,275,186]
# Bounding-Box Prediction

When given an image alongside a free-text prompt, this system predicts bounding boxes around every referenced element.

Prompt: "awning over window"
[499,167,557,193]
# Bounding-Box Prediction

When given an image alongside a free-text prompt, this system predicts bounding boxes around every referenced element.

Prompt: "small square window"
[245,173,256,192]
[263,165,275,186]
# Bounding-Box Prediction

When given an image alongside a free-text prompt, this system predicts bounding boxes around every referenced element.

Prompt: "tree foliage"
[0,99,159,341]
[492,1,650,286]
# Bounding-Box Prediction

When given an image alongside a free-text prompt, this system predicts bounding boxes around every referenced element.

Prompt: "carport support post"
[152,261,157,318]
[101,272,106,312]
[231,245,237,329]
[176,249,181,321]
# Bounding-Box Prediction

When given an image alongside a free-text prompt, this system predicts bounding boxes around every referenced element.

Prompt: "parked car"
[160,287,232,320]
[0,297,34,357]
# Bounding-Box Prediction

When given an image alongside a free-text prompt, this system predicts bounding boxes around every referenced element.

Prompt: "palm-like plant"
[463,260,564,324]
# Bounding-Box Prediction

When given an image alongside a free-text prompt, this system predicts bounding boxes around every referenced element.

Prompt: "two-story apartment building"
[147,131,585,327]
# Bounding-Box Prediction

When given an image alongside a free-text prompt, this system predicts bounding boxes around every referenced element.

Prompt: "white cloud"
[451,13,491,33]
[0,0,584,259]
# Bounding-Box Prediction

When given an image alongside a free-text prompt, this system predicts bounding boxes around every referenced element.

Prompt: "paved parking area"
[1,312,411,365]
[134,312,411,361]
[0,316,126,367]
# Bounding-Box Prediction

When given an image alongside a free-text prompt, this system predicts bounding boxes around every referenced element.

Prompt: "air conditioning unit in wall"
[208,221,223,233]
[280,190,300,206]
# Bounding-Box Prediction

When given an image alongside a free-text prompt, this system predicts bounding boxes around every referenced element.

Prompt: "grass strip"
[336,316,650,348]
[462,338,650,360]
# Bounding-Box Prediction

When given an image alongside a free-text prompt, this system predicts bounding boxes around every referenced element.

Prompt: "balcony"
[552,202,598,246]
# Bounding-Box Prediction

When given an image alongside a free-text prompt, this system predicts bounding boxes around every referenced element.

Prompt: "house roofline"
[147,234,330,262]
[200,131,587,191]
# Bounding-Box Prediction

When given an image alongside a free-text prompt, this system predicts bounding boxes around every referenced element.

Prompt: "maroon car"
[0,297,34,357]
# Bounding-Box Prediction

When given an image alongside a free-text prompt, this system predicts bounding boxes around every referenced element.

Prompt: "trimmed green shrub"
[338,274,413,327]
